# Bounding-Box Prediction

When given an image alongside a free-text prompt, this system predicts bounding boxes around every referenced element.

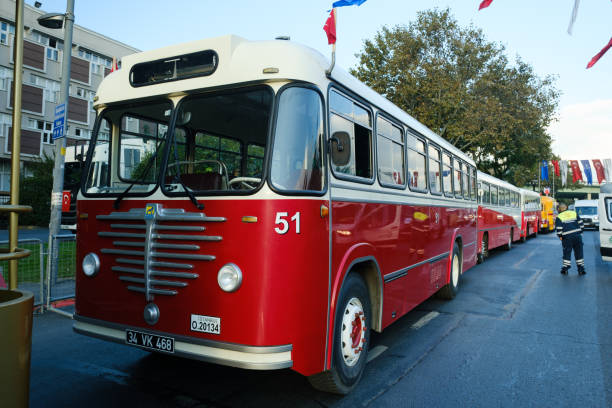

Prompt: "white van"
[574,199,599,230]
[599,184,612,261]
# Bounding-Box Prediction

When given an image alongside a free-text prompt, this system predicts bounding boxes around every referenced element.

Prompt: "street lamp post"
[38,0,75,312]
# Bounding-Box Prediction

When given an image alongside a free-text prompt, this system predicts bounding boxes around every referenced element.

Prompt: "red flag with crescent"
[479,0,494,10]
[551,160,560,177]
[323,9,337,45]
[570,160,583,183]
[593,159,606,183]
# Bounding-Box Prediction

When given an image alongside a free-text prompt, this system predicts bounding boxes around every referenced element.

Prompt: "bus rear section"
[476,172,520,262]
[519,188,540,241]
[539,196,556,233]
[599,183,612,261]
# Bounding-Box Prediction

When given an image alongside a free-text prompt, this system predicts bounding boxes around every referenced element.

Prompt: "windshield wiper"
[113,148,161,210]
[168,133,204,210]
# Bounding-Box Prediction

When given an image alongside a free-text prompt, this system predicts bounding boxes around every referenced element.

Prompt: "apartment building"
[0,0,139,191]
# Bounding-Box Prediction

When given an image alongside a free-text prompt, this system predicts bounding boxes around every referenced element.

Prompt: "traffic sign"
[52,103,65,140]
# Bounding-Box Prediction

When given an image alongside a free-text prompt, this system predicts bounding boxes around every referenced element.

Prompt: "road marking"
[411,311,440,330]
[367,345,388,362]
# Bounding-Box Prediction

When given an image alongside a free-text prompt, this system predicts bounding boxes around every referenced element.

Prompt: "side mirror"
[330,131,350,166]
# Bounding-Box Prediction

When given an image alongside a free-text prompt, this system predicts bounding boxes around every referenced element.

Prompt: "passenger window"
[376,116,405,187]
[406,134,427,191]
[491,186,498,205]
[428,145,442,194]
[462,167,469,200]
[442,153,453,197]
[470,167,477,201]
[483,183,490,204]
[454,159,462,197]
[329,90,373,180]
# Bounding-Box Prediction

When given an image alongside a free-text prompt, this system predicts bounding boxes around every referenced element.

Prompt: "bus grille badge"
[144,303,160,325]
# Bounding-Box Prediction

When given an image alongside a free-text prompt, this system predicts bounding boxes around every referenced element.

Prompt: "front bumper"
[73,315,293,370]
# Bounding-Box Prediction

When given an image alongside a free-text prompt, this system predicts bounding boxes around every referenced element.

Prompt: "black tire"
[308,273,371,395]
[478,233,488,263]
[504,229,513,251]
[438,243,461,300]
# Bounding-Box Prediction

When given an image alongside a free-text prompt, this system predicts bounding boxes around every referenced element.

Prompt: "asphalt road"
[29,230,612,407]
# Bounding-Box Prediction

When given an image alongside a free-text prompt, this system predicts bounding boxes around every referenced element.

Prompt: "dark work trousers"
[561,233,584,270]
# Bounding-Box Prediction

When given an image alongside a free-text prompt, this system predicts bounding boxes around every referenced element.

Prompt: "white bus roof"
[95,35,474,166]
[574,199,598,206]
[519,187,540,199]
[477,171,519,192]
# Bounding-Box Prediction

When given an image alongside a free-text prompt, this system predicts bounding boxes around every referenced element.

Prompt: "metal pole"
[8,0,25,290]
[47,0,74,297]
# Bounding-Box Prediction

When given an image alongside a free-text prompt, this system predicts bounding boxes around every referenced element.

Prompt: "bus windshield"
[576,206,597,216]
[85,100,171,194]
[164,87,273,194]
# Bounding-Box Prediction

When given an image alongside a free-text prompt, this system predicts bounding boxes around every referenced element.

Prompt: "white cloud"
[549,99,612,160]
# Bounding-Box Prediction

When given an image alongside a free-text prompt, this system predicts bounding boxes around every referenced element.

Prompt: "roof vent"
[275,36,290,41]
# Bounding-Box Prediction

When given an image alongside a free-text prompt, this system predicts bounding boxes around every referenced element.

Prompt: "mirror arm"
[329,136,344,152]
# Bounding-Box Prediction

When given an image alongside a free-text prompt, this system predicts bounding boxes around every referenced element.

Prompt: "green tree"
[19,153,54,227]
[351,8,559,186]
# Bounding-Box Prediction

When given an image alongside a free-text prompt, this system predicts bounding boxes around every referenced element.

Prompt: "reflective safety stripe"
[561,228,582,235]
[558,210,578,222]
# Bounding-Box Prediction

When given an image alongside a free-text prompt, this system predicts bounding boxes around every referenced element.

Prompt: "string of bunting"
[541,159,612,186]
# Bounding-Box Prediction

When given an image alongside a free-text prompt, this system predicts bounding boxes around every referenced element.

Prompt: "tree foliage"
[351,8,560,186]
[19,153,54,227]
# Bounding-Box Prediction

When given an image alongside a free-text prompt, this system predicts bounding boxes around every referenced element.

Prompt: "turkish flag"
[323,9,336,45]
[570,160,583,183]
[479,0,494,10]
[551,160,560,177]
[587,37,612,69]
[62,191,71,212]
[593,159,606,183]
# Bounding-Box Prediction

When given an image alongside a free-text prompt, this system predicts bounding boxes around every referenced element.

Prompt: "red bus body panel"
[76,198,329,376]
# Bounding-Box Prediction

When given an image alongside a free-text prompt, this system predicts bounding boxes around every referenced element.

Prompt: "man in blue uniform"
[555,202,585,275]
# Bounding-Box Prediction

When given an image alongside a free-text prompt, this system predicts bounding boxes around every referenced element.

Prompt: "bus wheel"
[478,233,488,263]
[438,243,461,300]
[308,273,371,395]
[504,229,513,251]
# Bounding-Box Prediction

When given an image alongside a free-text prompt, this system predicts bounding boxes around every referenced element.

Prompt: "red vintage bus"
[73,35,478,394]
[476,172,521,262]
[519,188,541,241]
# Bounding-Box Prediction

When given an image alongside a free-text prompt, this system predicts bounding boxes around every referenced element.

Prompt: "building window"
[0,66,12,91]
[0,160,11,192]
[29,119,52,144]
[46,47,58,61]
[0,21,10,46]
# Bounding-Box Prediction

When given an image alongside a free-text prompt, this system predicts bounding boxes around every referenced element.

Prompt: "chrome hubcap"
[340,297,366,367]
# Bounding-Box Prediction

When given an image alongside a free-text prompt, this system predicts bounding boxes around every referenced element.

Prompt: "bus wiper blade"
[172,177,204,210]
[114,149,161,210]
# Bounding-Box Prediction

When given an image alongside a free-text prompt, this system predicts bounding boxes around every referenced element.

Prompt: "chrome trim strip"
[101,248,145,257]
[383,251,450,283]
[127,286,178,296]
[99,231,146,239]
[153,233,222,241]
[119,276,188,287]
[112,266,198,279]
[113,241,145,247]
[478,226,512,232]
[74,315,293,353]
[464,241,476,248]
[73,316,293,370]
[151,251,215,261]
[116,258,194,270]
[152,243,201,251]
[155,225,206,231]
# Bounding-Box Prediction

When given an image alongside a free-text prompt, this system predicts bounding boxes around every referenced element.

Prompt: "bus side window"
[329,90,372,181]
[376,116,405,188]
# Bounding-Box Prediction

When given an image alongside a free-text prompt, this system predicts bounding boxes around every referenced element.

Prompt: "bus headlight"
[82,253,100,277]
[217,263,242,292]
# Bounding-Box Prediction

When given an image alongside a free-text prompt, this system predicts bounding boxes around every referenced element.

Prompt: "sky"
[28,0,612,163]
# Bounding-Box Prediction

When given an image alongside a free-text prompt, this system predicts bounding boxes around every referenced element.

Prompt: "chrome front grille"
[97,204,225,301]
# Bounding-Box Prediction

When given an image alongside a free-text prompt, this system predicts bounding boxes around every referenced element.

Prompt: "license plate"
[125,329,174,353]
[190,314,221,334]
